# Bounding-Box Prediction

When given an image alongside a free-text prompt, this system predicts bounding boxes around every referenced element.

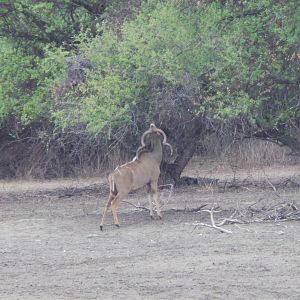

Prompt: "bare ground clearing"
[0,166,300,299]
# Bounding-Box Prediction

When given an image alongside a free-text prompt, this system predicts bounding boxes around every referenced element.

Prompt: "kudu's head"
[136,123,173,160]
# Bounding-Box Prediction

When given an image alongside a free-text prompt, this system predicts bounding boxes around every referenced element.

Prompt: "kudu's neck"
[150,138,163,165]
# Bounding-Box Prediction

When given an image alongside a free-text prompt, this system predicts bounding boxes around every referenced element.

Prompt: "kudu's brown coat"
[100,124,172,230]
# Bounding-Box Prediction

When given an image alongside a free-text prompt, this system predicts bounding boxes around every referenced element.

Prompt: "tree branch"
[225,7,266,22]
[70,0,106,16]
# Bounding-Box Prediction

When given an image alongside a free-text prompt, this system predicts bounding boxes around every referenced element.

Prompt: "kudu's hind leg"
[100,193,114,231]
[110,193,123,228]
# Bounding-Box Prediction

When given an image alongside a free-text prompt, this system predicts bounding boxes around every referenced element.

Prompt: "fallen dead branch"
[186,199,299,234]
[242,201,300,223]
[169,204,207,213]
[186,205,239,234]
[264,175,277,192]
[122,200,149,211]
[159,183,174,209]
[218,176,300,192]
[126,183,174,211]
[197,207,233,233]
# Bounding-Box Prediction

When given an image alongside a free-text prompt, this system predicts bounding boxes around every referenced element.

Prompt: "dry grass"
[201,136,296,167]
[0,177,106,193]
[226,139,294,167]
[183,137,300,184]
[0,135,299,184]
[183,159,300,183]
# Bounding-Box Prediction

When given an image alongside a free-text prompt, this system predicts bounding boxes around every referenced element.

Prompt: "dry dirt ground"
[0,165,300,300]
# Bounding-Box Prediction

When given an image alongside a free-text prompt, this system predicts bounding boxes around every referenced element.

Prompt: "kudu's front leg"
[150,181,162,219]
[147,183,155,219]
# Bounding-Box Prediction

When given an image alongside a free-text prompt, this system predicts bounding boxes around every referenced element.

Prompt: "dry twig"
[187,205,234,234]
[122,200,149,211]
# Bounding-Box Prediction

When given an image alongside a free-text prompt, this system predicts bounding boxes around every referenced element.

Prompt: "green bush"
[0,0,299,135]
[0,40,67,124]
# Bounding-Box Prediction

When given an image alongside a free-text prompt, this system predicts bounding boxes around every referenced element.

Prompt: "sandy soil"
[0,166,300,300]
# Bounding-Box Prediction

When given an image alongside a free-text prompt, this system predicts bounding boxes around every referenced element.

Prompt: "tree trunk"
[161,141,197,185]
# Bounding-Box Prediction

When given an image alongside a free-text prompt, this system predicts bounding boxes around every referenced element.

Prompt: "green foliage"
[0,39,29,119]
[67,0,298,132]
[0,38,67,123]
[0,0,299,134]
[0,1,99,53]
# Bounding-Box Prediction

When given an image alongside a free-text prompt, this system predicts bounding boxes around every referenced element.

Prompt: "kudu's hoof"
[100,225,103,231]
[115,224,120,228]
